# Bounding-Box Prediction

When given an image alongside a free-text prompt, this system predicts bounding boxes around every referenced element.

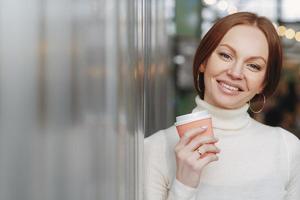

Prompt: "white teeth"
[220,82,239,91]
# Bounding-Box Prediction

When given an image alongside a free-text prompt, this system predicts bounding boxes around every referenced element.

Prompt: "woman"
[144,12,300,200]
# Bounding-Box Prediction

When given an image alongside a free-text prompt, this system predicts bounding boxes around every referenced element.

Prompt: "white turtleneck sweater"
[144,96,300,200]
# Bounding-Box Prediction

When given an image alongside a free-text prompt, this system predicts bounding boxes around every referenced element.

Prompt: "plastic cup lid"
[175,110,210,126]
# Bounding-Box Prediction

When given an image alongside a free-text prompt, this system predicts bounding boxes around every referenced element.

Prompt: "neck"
[192,96,250,131]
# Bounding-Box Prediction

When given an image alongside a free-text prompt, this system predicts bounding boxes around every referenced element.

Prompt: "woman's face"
[202,25,269,109]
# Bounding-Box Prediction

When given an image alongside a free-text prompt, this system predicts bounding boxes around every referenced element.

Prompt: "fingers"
[193,154,219,171]
[177,144,220,167]
[179,151,219,175]
[197,143,221,156]
[188,144,220,162]
[175,126,208,152]
[186,135,218,152]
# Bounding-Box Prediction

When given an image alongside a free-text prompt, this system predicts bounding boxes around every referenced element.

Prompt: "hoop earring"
[249,93,266,114]
[197,72,201,92]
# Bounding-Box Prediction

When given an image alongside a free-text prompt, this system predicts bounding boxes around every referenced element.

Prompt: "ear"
[257,83,266,94]
[199,64,205,72]
[257,90,263,95]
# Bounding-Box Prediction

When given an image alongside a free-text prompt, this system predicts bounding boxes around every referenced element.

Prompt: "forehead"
[218,25,269,61]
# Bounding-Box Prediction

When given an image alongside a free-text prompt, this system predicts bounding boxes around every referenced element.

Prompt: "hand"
[174,126,220,188]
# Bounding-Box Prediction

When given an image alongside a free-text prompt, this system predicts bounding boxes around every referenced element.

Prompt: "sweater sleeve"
[168,179,197,200]
[144,132,198,200]
[282,130,300,200]
[144,133,169,200]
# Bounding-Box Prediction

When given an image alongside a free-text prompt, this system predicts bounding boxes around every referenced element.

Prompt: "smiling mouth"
[217,80,244,94]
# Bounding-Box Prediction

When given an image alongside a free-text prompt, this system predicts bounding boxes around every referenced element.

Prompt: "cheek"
[205,54,232,75]
[246,73,265,91]
[204,58,224,76]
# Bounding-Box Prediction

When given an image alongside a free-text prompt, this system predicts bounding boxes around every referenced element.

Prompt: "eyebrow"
[219,44,267,64]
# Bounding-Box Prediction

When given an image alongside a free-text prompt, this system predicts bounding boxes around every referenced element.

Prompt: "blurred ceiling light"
[285,28,295,39]
[203,0,217,5]
[173,55,185,65]
[277,26,286,36]
[295,32,300,42]
[227,5,238,14]
[217,0,229,11]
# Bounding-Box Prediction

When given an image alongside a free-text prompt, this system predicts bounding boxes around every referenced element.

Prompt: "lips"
[216,80,244,94]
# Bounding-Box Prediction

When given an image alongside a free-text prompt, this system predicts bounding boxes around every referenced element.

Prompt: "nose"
[226,62,244,80]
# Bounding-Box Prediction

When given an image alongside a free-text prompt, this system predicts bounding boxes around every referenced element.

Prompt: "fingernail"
[201,126,208,130]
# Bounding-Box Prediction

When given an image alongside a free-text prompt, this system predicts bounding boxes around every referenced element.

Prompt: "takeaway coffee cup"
[175,111,214,158]
[175,110,213,138]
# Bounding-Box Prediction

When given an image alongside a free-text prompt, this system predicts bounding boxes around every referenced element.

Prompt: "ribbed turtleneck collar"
[192,96,251,130]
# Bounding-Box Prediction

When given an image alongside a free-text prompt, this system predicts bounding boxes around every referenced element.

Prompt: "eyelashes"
[247,63,262,71]
[219,52,232,61]
[218,52,262,72]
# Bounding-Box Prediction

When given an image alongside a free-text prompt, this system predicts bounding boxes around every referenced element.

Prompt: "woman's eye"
[219,52,232,61]
[247,64,261,71]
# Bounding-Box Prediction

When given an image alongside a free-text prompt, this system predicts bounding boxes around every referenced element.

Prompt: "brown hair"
[193,12,282,101]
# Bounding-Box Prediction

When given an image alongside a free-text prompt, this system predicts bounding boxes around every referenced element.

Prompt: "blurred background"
[170,0,300,140]
[0,0,298,200]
